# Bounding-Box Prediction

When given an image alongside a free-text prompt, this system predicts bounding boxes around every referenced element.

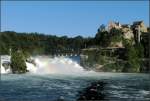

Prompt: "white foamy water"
[1,55,94,75]
[0,55,11,74]
[1,56,150,101]
[26,56,87,75]
[1,65,11,74]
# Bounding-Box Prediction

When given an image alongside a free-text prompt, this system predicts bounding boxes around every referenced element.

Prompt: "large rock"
[77,81,106,101]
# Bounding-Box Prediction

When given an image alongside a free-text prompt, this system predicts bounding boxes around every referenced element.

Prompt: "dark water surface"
[0,73,150,101]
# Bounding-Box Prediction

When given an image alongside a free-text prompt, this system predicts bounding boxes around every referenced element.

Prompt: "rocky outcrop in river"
[77,81,107,101]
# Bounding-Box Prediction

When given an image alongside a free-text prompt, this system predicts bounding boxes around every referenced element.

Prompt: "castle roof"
[121,24,130,28]
[133,21,143,25]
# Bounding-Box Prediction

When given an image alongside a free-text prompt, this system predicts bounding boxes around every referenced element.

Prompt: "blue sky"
[1,1,149,37]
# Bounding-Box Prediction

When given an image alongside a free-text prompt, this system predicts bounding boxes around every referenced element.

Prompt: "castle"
[107,21,148,47]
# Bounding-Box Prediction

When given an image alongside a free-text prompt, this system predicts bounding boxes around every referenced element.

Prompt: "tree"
[135,43,144,58]
[98,24,106,32]
[110,28,123,42]
[95,31,110,47]
[11,50,27,73]
[125,45,140,72]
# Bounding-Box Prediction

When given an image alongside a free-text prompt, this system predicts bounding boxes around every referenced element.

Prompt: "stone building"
[121,24,134,40]
[108,21,122,31]
[131,21,148,43]
[108,21,148,42]
[132,21,147,32]
[108,21,134,47]
[108,21,134,40]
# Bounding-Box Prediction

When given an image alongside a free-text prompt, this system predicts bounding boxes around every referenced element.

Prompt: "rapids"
[1,56,150,101]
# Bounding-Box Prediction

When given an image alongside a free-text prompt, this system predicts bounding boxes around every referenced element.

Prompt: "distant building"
[132,21,147,32]
[131,21,148,43]
[108,21,122,31]
[107,20,148,43]
[108,21,134,47]
[121,24,134,40]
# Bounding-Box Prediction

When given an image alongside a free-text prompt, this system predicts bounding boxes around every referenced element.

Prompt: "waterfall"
[0,55,11,74]
[1,55,92,75]
[26,56,85,75]
[1,65,11,74]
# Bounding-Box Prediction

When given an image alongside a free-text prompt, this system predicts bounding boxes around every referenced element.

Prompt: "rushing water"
[0,56,150,101]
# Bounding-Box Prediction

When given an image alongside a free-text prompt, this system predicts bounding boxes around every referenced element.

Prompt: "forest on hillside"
[0,27,149,58]
[0,27,149,73]
[0,31,95,55]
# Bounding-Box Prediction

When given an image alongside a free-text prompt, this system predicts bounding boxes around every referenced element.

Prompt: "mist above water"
[26,56,89,75]
[1,55,94,75]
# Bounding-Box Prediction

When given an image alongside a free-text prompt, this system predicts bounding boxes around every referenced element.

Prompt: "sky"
[1,1,149,37]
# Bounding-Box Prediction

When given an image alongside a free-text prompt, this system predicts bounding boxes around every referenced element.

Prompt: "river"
[0,56,150,101]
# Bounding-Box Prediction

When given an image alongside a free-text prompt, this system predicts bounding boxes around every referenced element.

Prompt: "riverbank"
[80,48,150,73]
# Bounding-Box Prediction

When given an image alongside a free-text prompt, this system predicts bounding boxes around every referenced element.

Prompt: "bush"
[110,28,123,42]
[95,54,106,65]
[11,50,27,73]
[125,45,140,72]
[95,31,110,47]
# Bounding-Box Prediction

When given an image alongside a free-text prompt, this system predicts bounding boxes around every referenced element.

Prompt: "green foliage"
[0,31,91,55]
[95,52,106,65]
[122,42,144,72]
[110,28,123,36]
[84,50,97,67]
[103,62,124,72]
[110,28,123,42]
[125,45,140,72]
[82,49,109,67]
[141,32,149,58]
[22,51,30,60]
[11,51,27,73]
[0,26,148,73]
[95,31,110,47]
[111,34,123,42]
[95,28,124,47]
[0,42,9,54]
[135,43,144,58]
[122,38,133,47]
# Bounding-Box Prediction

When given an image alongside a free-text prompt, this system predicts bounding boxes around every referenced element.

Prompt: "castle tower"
[132,21,146,43]
[137,25,141,43]
[135,25,141,43]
